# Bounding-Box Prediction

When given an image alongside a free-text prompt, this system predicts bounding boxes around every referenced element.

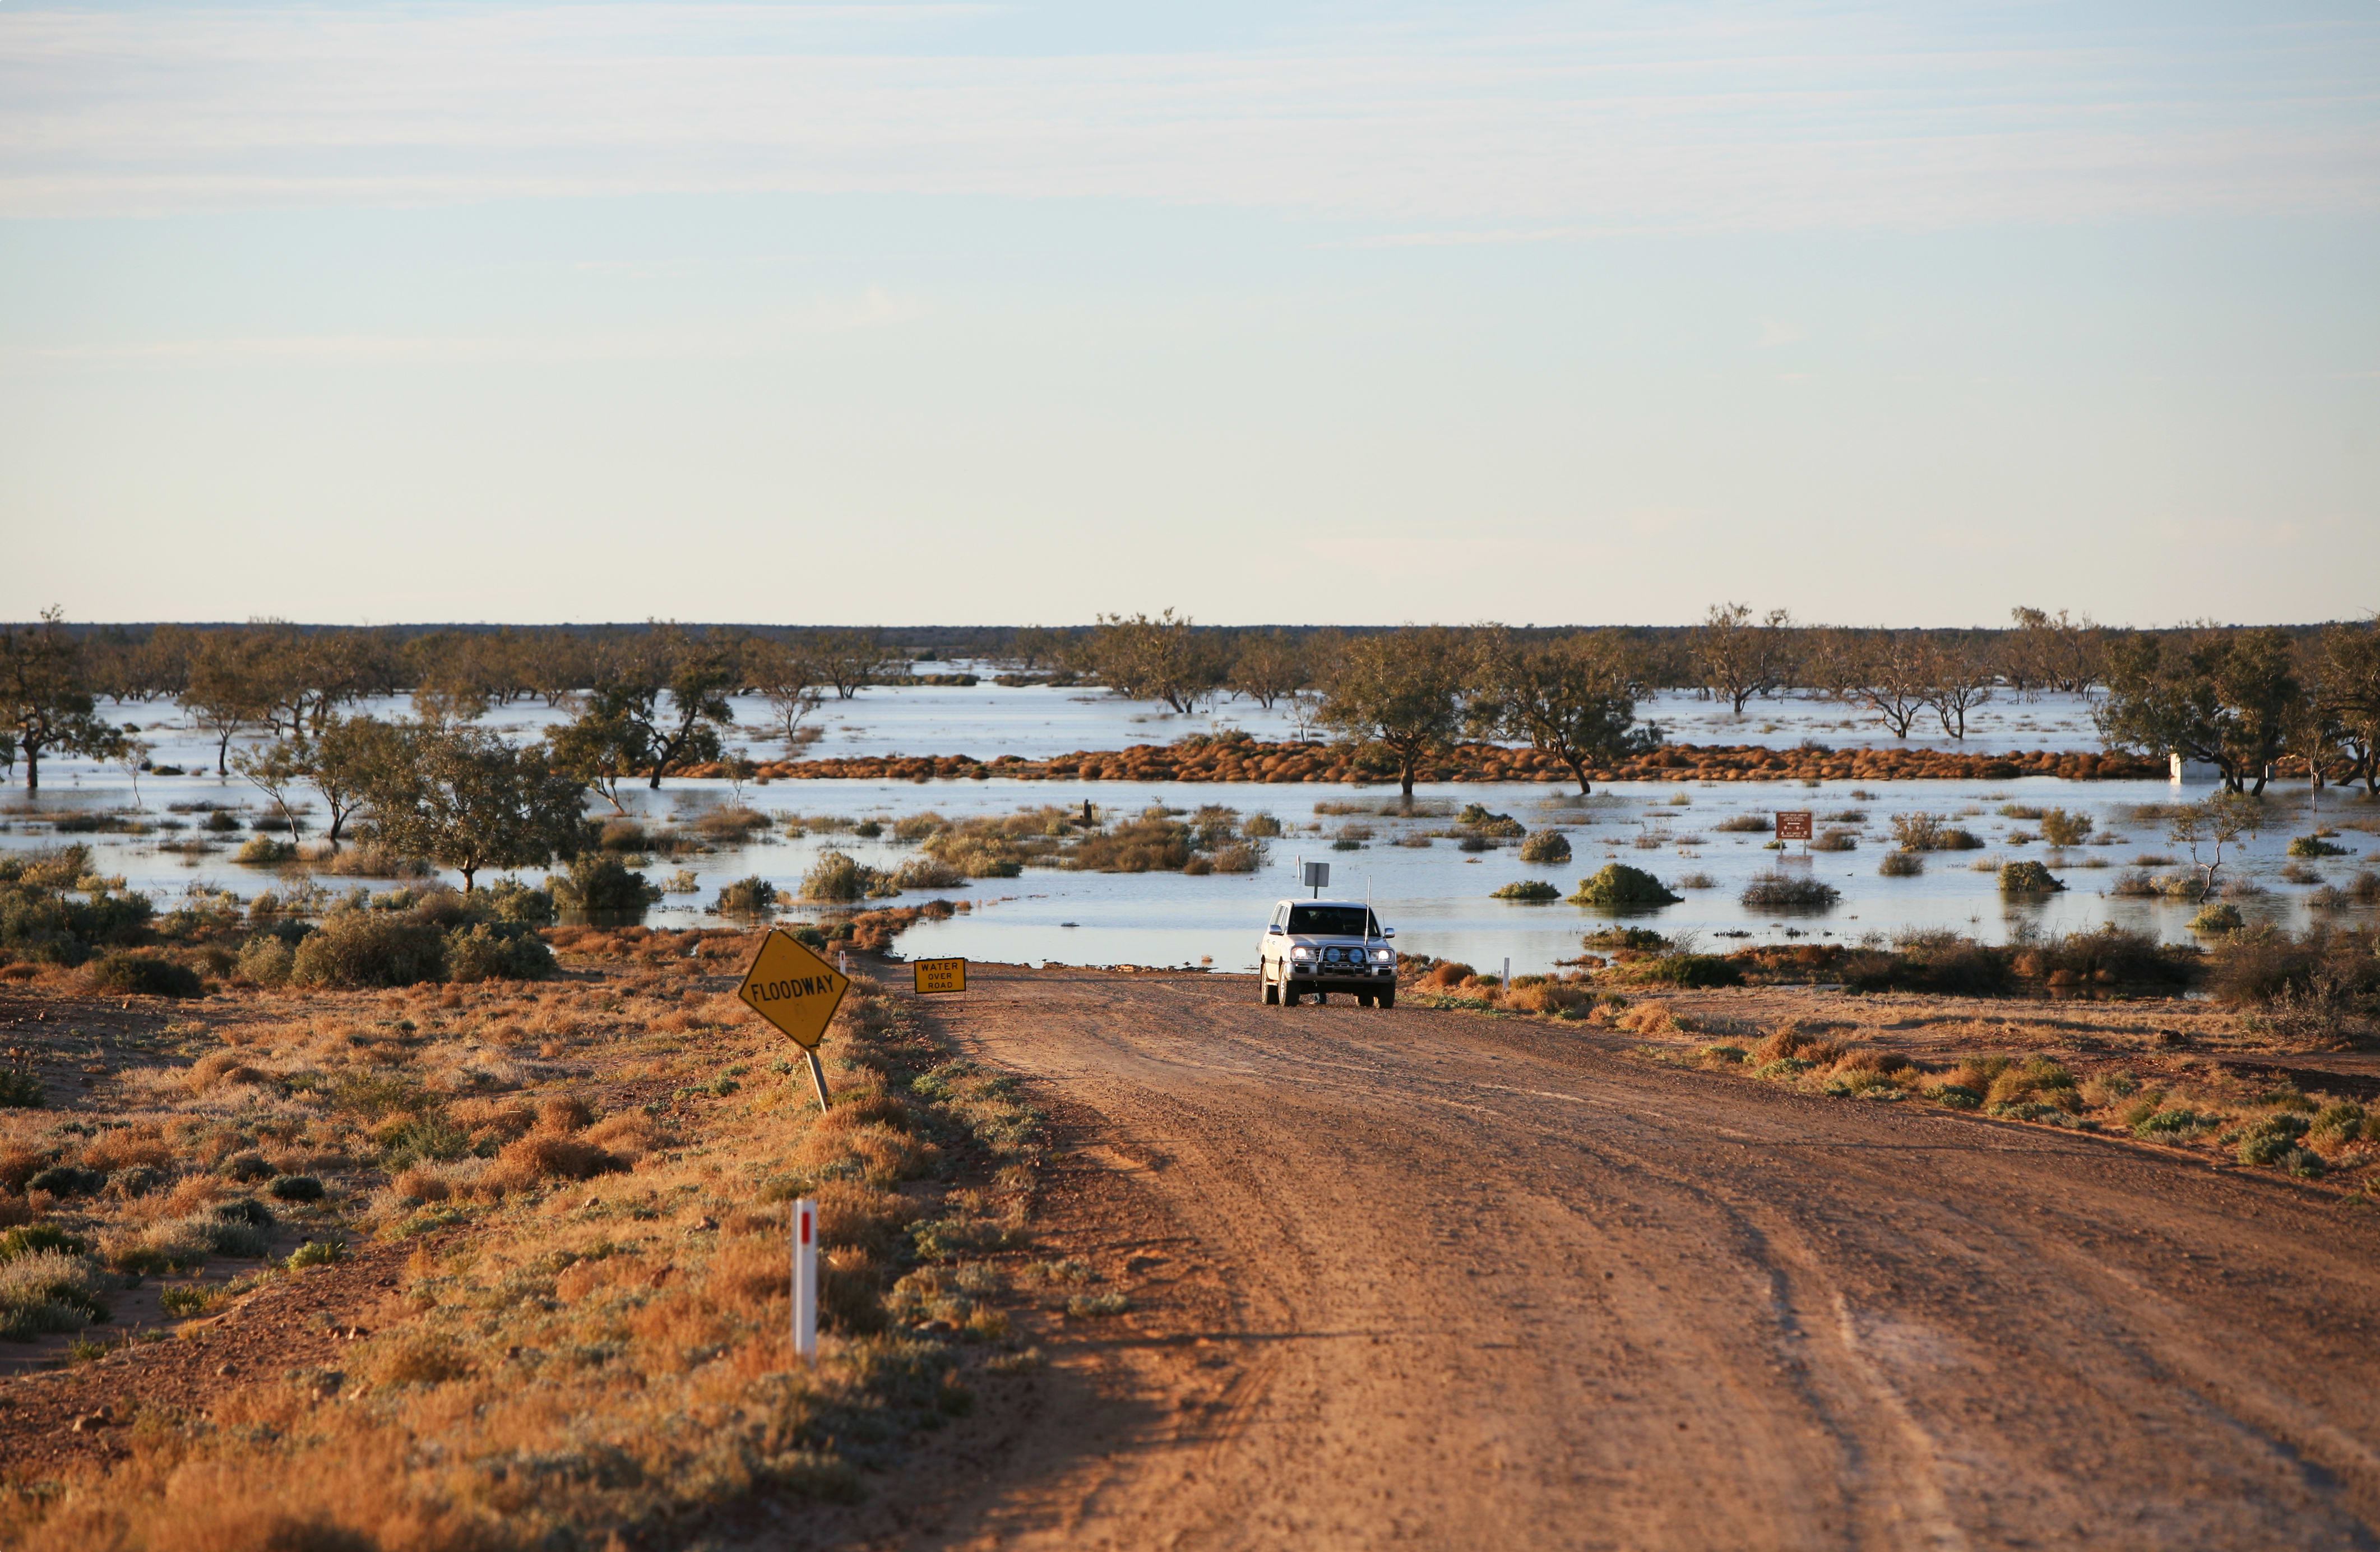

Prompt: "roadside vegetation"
[0,912,1056,1548]
[1395,917,2380,1190]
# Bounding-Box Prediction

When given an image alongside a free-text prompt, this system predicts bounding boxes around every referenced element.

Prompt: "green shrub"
[2040,809,2093,847]
[287,1239,346,1269]
[2233,1113,2311,1167]
[2132,1108,2212,1139]
[0,1069,44,1109]
[718,875,788,913]
[1624,954,1743,989]
[291,911,448,989]
[268,1174,325,1203]
[893,857,967,890]
[1998,861,2066,894]
[1878,851,1923,877]
[2289,835,2351,858]
[1490,880,1561,902]
[1888,814,1982,851]
[159,1285,211,1317]
[1568,865,1681,908]
[235,932,299,987]
[1714,815,1771,833]
[798,853,896,903]
[443,922,555,982]
[0,1226,90,1261]
[1063,818,1191,873]
[1740,871,1841,910]
[2189,903,2243,935]
[84,950,203,998]
[549,856,662,916]
[480,879,558,926]
[1458,805,1527,838]
[379,1115,472,1167]
[1811,829,1858,852]
[234,837,298,865]
[1518,831,1572,864]
[1242,814,1284,838]
[0,1249,113,1338]
[1198,840,1260,874]
[1582,926,1669,951]
[27,1166,102,1197]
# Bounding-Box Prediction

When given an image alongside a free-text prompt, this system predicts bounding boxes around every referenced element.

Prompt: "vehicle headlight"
[1290,945,1312,960]
[1373,948,1394,963]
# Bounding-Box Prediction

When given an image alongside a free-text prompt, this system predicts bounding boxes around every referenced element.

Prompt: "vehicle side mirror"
[1266,924,1284,934]
[1382,927,1396,938]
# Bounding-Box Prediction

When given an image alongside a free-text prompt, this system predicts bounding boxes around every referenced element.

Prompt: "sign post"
[737,930,852,1110]
[1301,860,1330,898]
[791,1197,818,1365]
[1775,811,1814,854]
[912,957,967,995]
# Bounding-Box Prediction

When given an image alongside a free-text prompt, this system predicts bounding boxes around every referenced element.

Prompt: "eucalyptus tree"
[1471,629,1658,794]
[0,608,114,791]
[1321,626,1471,802]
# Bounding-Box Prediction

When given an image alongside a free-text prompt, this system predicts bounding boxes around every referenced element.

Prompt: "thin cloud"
[0,3,2374,227]
[9,287,924,367]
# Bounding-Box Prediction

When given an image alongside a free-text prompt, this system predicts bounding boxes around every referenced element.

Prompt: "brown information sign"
[737,930,851,1051]
[1775,811,1814,841]
[913,957,967,995]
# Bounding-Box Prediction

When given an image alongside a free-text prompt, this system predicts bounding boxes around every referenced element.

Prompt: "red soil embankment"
[677,741,2162,785]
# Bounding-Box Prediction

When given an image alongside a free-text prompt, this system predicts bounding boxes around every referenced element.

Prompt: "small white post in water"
[792,1197,819,1365]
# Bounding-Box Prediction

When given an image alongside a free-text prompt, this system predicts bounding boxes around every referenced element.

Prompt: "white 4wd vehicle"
[1258,899,1398,1008]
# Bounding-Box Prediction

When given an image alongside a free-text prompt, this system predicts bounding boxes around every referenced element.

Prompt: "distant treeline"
[29,608,2351,701]
[6,606,2378,798]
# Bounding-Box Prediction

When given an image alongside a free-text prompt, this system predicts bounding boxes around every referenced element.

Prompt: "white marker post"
[791,1197,819,1365]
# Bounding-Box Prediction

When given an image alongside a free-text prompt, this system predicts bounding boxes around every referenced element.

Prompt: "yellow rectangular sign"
[913,957,966,995]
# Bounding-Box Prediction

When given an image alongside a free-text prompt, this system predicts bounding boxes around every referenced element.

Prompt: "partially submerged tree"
[1472,629,1659,794]
[2008,607,2106,697]
[1226,630,1308,710]
[1817,629,1931,740]
[569,627,738,791]
[184,630,279,775]
[2169,792,2262,903]
[232,738,312,840]
[816,629,893,700]
[1693,603,1795,715]
[742,635,825,751]
[1920,639,1996,740]
[308,715,406,846]
[2099,627,2305,793]
[1092,610,1226,713]
[363,726,587,892]
[547,707,647,815]
[0,608,114,791]
[1321,626,1470,801]
[2320,616,2380,795]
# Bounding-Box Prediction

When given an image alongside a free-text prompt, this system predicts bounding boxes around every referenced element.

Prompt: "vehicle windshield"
[1288,906,1380,937]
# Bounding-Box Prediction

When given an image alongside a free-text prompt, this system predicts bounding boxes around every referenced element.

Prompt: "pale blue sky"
[2,1,2374,626]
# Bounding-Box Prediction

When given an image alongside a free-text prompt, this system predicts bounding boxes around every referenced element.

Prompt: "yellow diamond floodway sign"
[737,930,851,1051]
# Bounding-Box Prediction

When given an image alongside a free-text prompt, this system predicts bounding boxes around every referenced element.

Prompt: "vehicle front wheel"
[1281,983,1302,1006]
[1378,987,1396,1009]
[1262,964,1279,1005]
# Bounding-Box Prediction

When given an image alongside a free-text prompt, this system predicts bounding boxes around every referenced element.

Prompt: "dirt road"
[916,966,2380,1552]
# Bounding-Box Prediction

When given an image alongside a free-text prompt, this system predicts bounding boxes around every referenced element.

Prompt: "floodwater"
[4,678,2372,978]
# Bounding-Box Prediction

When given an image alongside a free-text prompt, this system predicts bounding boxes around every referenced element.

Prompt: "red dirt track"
[901,965,2380,1551]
